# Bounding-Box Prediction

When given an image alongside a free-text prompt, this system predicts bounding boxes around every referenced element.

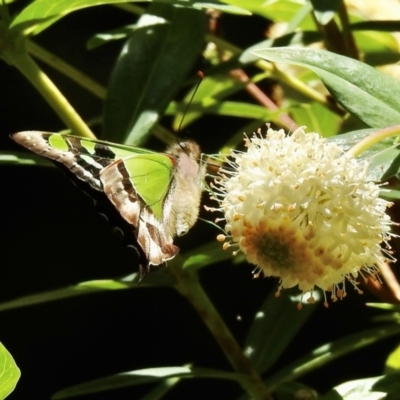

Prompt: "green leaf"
[86,24,136,50]
[0,342,20,399]
[171,74,243,129]
[354,30,400,66]
[224,0,316,30]
[328,128,400,181]
[172,100,279,122]
[181,241,234,271]
[385,343,400,373]
[10,0,245,35]
[51,366,244,399]
[381,189,400,201]
[310,0,342,25]
[265,324,400,390]
[238,31,323,65]
[0,272,174,312]
[103,2,207,145]
[0,151,53,167]
[289,102,342,137]
[11,0,141,35]
[253,47,400,128]
[243,288,316,374]
[321,374,400,400]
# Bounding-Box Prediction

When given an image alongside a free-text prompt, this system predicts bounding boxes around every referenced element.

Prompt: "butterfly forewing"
[11,131,205,270]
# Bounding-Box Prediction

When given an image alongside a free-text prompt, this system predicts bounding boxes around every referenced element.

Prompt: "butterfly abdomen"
[164,141,205,238]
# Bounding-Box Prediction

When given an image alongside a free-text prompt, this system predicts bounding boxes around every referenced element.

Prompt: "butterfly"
[10,131,205,272]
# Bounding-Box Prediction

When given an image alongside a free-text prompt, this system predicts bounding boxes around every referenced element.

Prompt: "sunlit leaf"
[11,0,141,34]
[354,30,400,66]
[224,0,316,30]
[181,241,233,271]
[321,374,400,400]
[51,366,244,399]
[172,74,244,130]
[265,324,400,390]
[103,2,206,145]
[11,0,247,35]
[86,24,136,49]
[289,101,342,137]
[385,343,400,373]
[0,342,20,399]
[253,48,400,128]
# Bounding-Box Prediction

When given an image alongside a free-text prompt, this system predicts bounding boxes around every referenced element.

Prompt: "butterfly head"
[168,140,201,160]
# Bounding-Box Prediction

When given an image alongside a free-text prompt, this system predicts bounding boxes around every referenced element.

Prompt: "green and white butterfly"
[11,131,205,269]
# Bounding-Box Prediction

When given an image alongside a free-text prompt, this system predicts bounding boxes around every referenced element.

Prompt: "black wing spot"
[94,143,116,159]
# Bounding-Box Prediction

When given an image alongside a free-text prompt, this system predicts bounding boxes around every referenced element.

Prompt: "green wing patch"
[122,153,174,220]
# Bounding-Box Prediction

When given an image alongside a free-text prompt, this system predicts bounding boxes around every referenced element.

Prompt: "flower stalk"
[3,33,96,138]
[169,260,272,400]
[347,125,400,158]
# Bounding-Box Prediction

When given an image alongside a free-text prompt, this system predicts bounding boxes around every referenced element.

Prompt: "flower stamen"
[208,126,397,306]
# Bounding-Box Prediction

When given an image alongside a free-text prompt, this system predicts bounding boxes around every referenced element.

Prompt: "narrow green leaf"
[265,324,400,389]
[350,21,400,32]
[0,272,174,312]
[138,376,181,400]
[243,288,316,374]
[374,146,400,181]
[103,2,207,145]
[385,343,400,373]
[0,151,55,167]
[224,0,316,29]
[180,101,278,120]
[253,48,400,128]
[181,241,233,271]
[51,366,244,399]
[238,32,323,65]
[366,303,400,311]
[354,30,400,66]
[289,102,342,137]
[11,0,141,34]
[0,342,20,399]
[381,189,400,201]
[86,24,136,49]
[11,0,245,35]
[328,128,400,182]
[321,374,400,400]
[172,74,243,129]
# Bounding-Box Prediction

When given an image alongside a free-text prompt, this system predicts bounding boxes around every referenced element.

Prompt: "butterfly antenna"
[176,71,204,135]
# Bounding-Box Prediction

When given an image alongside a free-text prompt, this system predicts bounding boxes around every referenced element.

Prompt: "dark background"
[1,3,399,399]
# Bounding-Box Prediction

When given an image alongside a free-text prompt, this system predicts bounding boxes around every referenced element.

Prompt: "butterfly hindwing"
[100,154,179,265]
[11,131,204,269]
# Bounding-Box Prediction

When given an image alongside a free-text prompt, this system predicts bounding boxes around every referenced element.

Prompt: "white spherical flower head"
[211,127,396,307]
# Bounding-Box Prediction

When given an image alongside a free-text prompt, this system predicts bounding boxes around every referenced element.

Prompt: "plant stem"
[347,125,400,157]
[169,261,273,400]
[7,42,96,138]
[26,40,107,100]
